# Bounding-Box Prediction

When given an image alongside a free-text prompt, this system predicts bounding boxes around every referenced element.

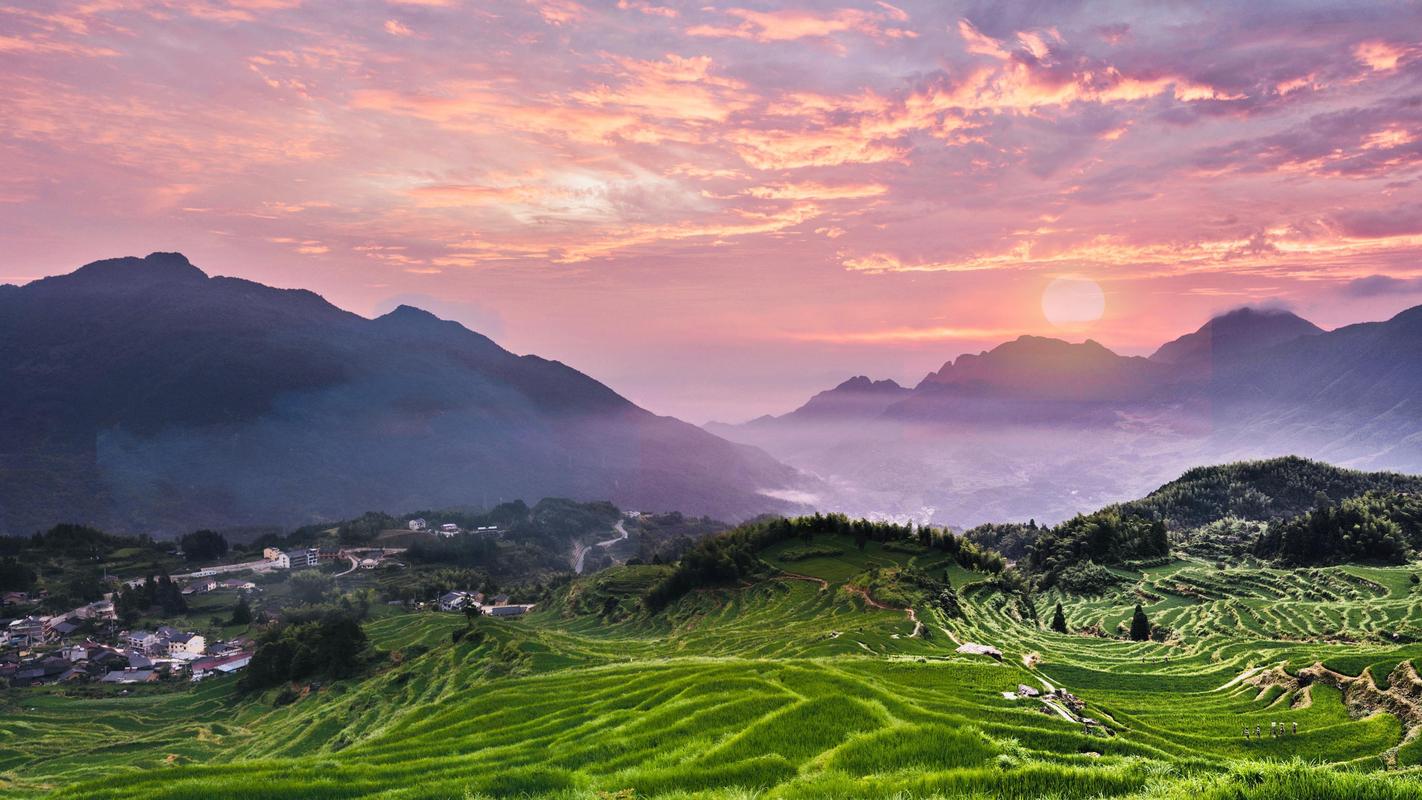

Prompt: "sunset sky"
[3,0,1422,422]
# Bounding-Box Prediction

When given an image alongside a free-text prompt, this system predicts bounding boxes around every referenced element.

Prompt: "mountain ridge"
[0,253,810,535]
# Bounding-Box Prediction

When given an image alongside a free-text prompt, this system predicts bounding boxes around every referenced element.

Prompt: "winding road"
[574,519,629,574]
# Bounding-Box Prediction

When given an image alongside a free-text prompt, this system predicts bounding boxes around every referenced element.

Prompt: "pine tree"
[1130,604,1151,641]
[230,596,252,626]
[1051,602,1067,634]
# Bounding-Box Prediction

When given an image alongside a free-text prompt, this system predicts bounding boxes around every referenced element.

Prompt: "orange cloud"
[729,128,909,169]
[841,226,1422,279]
[687,6,914,46]
[528,0,585,25]
[617,0,676,17]
[1355,40,1404,71]
[957,19,1009,59]
[744,182,888,200]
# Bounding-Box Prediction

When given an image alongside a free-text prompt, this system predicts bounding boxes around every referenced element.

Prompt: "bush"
[1055,561,1119,595]
[778,546,844,561]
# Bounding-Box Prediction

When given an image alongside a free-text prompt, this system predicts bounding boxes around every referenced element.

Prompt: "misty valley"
[6,256,1422,799]
[6,0,1422,795]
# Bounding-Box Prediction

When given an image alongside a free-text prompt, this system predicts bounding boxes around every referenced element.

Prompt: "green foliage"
[229,595,253,626]
[405,533,500,568]
[287,571,336,605]
[1130,603,1151,641]
[778,545,845,561]
[1029,510,1168,586]
[115,574,187,618]
[241,609,371,690]
[1256,492,1422,565]
[645,513,1003,610]
[1054,560,1121,595]
[336,512,398,545]
[0,555,37,591]
[1051,601,1068,633]
[965,520,1039,560]
[178,529,227,562]
[1122,456,1422,530]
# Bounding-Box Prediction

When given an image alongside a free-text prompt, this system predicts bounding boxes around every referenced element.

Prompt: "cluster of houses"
[408,519,503,538]
[2,599,117,649]
[436,590,534,617]
[2,617,253,687]
[1,579,262,688]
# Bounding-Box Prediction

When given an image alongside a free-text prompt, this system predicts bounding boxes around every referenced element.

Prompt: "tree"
[289,571,336,605]
[1051,602,1068,634]
[854,529,868,551]
[0,557,37,592]
[180,530,228,562]
[230,596,253,626]
[1129,604,1151,641]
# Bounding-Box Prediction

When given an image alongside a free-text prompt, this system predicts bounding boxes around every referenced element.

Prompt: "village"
[1,593,255,687]
[0,535,528,690]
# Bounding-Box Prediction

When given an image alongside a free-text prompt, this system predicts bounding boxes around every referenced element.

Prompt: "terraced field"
[10,534,1422,798]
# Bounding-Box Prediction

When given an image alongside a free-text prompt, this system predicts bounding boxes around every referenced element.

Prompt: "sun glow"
[1041,276,1105,327]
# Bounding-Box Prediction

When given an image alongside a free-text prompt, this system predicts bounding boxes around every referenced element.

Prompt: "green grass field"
[9,535,1422,798]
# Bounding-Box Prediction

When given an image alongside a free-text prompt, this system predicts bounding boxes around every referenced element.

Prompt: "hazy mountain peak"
[1150,306,1322,365]
[65,251,208,287]
[919,335,1127,388]
[834,375,904,392]
[376,304,444,325]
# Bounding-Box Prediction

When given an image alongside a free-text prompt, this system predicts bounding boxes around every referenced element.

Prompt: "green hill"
[1120,456,1422,530]
[13,517,1422,799]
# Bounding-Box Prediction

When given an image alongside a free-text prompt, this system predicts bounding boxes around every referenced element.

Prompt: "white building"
[408,518,428,532]
[438,523,461,537]
[167,633,207,658]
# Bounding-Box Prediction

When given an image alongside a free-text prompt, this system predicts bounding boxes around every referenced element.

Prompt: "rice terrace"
[4,459,1422,798]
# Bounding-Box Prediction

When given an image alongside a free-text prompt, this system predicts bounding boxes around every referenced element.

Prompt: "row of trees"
[115,574,187,619]
[1254,492,1422,565]
[644,513,1007,611]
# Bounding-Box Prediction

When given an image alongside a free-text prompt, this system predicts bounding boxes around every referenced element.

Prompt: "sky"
[3,0,1422,423]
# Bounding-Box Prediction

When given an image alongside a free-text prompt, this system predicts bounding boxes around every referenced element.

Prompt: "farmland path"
[777,571,830,590]
[846,584,922,636]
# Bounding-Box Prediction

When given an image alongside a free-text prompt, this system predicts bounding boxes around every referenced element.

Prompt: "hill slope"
[0,253,807,534]
[17,522,1422,799]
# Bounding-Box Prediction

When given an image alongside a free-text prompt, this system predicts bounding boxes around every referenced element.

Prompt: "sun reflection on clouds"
[3,0,1422,420]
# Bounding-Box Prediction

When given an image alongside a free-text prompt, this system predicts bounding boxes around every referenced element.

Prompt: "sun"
[1041,276,1105,327]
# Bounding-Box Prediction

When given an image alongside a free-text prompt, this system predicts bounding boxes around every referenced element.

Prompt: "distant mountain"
[0,253,808,535]
[1150,307,1322,368]
[915,336,1162,399]
[891,336,1171,426]
[734,376,910,427]
[1202,305,1422,468]
[712,305,1422,527]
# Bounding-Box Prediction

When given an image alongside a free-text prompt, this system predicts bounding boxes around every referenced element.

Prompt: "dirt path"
[845,584,921,637]
[905,607,924,638]
[777,571,830,590]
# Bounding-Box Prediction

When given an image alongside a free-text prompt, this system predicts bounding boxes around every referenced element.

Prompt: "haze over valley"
[7,1,1422,798]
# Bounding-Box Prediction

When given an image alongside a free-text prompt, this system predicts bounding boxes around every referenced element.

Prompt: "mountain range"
[6,254,1422,536]
[710,306,1422,526]
[0,253,808,536]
